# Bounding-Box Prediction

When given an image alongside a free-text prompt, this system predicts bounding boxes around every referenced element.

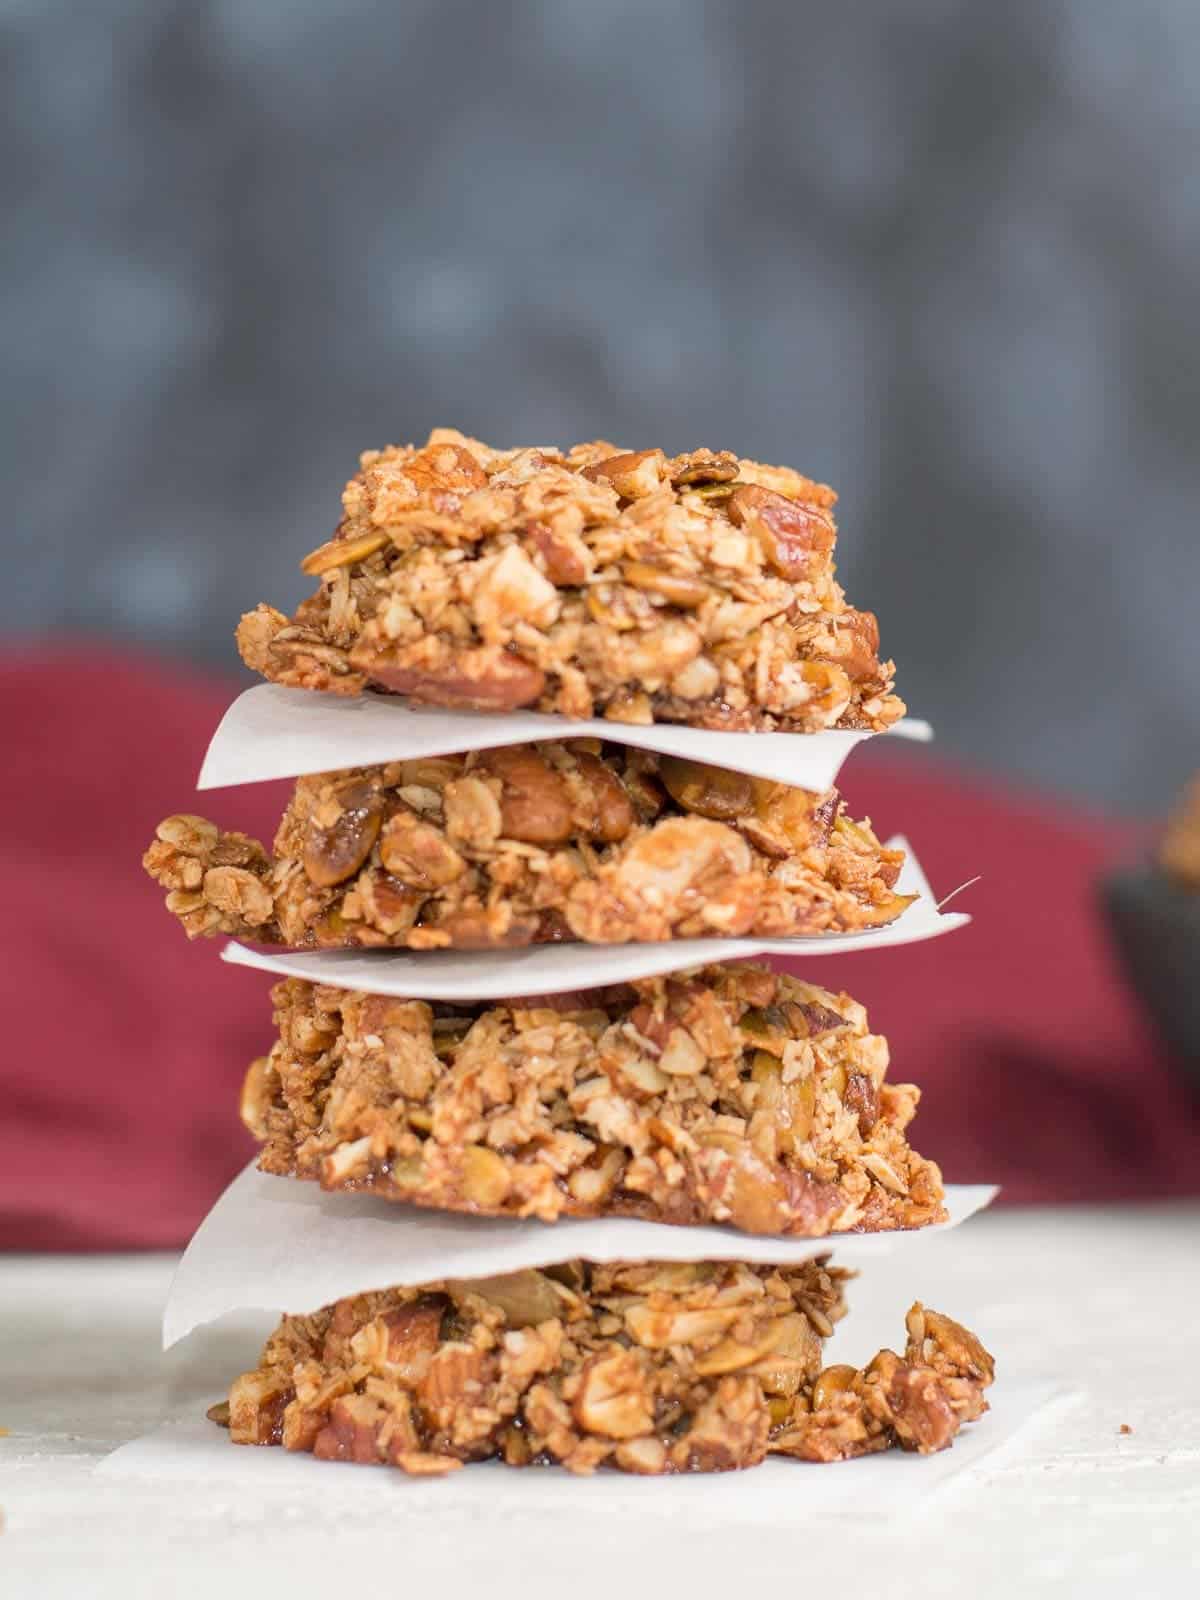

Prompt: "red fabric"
[803,758,1200,1203]
[2,641,1197,1251]
[2,642,284,1252]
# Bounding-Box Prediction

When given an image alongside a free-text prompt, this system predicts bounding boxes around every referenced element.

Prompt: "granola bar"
[241,963,945,1235]
[1160,775,1200,891]
[143,742,911,950]
[236,430,903,733]
[213,1260,993,1475]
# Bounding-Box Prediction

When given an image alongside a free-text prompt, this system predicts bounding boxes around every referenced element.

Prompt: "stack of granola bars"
[144,431,993,1477]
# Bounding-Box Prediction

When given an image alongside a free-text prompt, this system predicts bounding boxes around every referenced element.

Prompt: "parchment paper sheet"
[198,682,933,791]
[163,1163,997,1348]
[98,1382,1063,1519]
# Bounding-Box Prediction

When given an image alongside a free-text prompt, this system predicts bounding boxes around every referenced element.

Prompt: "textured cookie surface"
[237,430,903,732]
[144,743,910,951]
[240,962,946,1236]
[215,1261,993,1475]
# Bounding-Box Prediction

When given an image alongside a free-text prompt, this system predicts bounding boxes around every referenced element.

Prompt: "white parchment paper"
[197,682,933,791]
[97,1381,1063,1518]
[162,1163,997,1348]
[220,834,970,1001]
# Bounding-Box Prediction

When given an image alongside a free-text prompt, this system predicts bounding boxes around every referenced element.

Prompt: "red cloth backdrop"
[2,641,1197,1251]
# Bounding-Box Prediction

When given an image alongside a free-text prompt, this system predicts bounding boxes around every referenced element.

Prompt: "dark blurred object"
[1158,776,1200,892]
[4,641,1200,1252]
[1102,772,1200,1084]
[1103,869,1200,1082]
[791,755,1200,1207]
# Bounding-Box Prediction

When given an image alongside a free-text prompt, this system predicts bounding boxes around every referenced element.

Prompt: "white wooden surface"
[2,1205,1197,1599]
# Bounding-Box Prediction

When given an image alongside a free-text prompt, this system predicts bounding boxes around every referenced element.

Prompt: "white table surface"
[1,1205,1197,1599]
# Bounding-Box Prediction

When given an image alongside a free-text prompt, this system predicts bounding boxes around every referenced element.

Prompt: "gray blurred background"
[5,0,1198,811]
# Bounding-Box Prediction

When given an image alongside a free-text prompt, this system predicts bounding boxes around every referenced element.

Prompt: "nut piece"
[862,1351,960,1454]
[658,755,753,820]
[428,907,540,949]
[473,544,562,634]
[311,1395,390,1464]
[696,1134,791,1234]
[672,451,739,486]
[303,777,383,888]
[381,1300,445,1387]
[418,1343,492,1431]
[749,1050,816,1151]
[673,1377,770,1472]
[658,1026,706,1077]
[566,816,759,942]
[476,746,573,845]
[623,563,710,609]
[669,655,721,701]
[459,1144,512,1209]
[240,1056,274,1140]
[624,1302,743,1350]
[770,659,853,722]
[692,1319,789,1378]
[454,1270,566,1329]
[357,640,547,711]
[570,751,636,842]
[753,1313,824,1397]
[614,1436,667,1473]
[829,608,882,681]
[843,1072,880,1136]
[300,532,389,576]
[525,521,593,585]
[727,484,835,581]
[811,1364,858,1411]
[228,1370,292,1445]
[390,1450,463,1476]
[572,1350,655,1438]
[581,449,665,499]
[397,441,488,503]
[378,811,465,887]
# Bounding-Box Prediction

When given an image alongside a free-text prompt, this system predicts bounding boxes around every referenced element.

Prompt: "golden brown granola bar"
[236,430,903,733]
[213,1261,993,1475]
[143,742,911,950]
[241,963,945,1235]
